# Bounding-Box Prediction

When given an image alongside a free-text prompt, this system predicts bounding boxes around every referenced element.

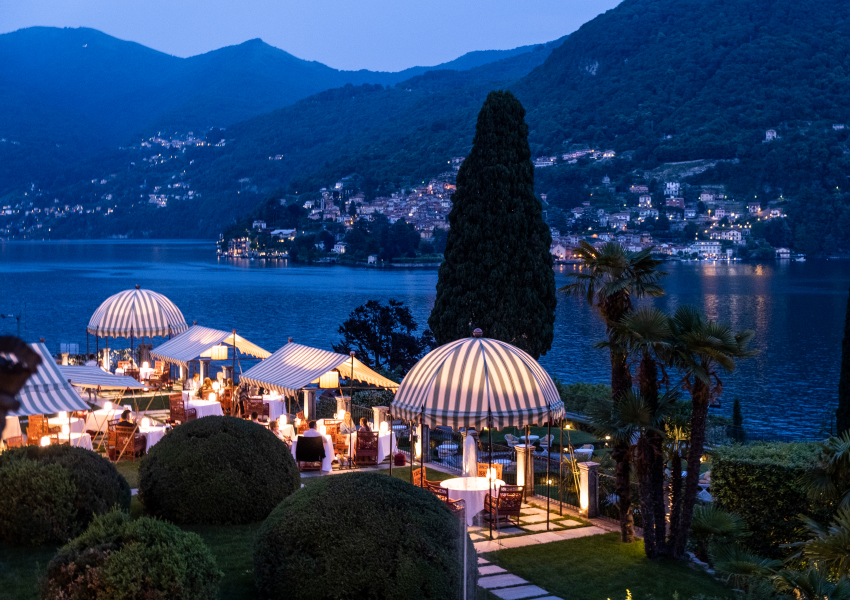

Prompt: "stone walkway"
[477,556,563,600]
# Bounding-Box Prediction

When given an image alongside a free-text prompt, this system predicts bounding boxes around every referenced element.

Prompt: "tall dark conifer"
[838,286,850,435]
[428,91,556,358]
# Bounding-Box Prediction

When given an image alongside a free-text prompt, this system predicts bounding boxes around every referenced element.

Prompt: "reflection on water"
[1,240,848,438]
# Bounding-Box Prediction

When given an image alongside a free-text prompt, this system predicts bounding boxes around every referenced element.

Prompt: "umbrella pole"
[559,419,564,516]
[547,417,551,531]
[389,412,392,477]
[409,419,414,484]
[488,412,493,541]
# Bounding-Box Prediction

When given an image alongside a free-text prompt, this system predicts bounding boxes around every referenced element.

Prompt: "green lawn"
[182,524,261,600]
[482,533,732,600]
[485,425,597,447]
[114,460,141,488]
[0,542,56,600]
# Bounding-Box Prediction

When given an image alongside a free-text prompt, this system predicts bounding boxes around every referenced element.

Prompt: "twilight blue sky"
[0,0,621,71]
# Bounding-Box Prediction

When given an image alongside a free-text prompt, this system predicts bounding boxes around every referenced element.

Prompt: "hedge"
[0,445,130,545]
[711,442,832,557]
[139,416,300,524]
[42,510,221,599]
[254,472,476,599]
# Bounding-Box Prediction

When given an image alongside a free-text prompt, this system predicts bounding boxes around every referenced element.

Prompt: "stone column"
[303,389,316,421]
[515,445,536,500]
[578,461,600,518]
[199,358,210,382]
[372,405,389,430]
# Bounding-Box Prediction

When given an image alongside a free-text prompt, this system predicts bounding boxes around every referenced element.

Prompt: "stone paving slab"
[478,574,529,589]
[490,585,550,599]
[554,525,607,539]
[476,526,607,553]
[494,527,525,536]
[522,522,565,532]
[519,514,550,524]
[478,557,490,564]
[479,565,507,576]
[521,507,549,515]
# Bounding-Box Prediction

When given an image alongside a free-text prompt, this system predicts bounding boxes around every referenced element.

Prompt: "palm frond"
[711,543,782,588]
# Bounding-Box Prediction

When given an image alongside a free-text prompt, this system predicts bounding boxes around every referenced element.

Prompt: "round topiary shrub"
[42,510,222,600]
[139,416,300,524]
[254,472,476,599]
[0,445,131,545]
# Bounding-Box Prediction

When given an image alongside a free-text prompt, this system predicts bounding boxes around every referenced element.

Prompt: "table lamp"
[319,424,327,436]
[142,362,149,369]
[58,411,68,420]
[208,392,216,403]
[336,409,345,420]
[40,436,50,446]
[61,424,69,435]
[487,467,497,481]
[379,421,388,433]
[212,381,220,392]
[280,415,287,426]
[104,401,113,411]
[141,417,151,428]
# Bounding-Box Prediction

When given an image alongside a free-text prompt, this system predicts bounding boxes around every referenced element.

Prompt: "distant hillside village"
[221,145,796,265]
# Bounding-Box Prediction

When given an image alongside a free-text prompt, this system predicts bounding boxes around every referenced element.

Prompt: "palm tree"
[774,568,850,600]
[668,305,757,558]
[561,241,665,542]
[802,430,850,509]
[788,507,850,577]
[690,505,750,562]
[615,307,673,557]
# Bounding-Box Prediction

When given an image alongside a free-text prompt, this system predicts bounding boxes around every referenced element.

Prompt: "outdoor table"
[345,431,397,463]
[47,416,86,433]
[291,434,334,471]
[85,408,121,434]
[115,368,124,376]
[139,367,154,380]
[139,425,167,450]
[2,416,22,442]
[187,399,224,419]
[45,433,93,451]
[281,423,295,441]
[573,448,593,460]
[261,395,285,421]
[440,477,504,526]
[437,442,458,458]
[519,434,539,443]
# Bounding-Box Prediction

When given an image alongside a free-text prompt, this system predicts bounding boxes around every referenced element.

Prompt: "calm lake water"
[1,239,848,438]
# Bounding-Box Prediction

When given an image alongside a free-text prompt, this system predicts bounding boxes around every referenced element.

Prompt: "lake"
[1,239,847,438]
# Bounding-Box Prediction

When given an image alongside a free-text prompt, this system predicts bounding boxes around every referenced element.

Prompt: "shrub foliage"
[254,472,475,599]
[42,510,221,600]
[139,416,300,524]
[711,442,832,557]
[0,445,130,545]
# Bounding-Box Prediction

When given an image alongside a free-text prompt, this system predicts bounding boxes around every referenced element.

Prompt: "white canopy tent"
[150,325,270,369]
[9,343,89,417]
[60,366,146,390]
[239,341,399,396]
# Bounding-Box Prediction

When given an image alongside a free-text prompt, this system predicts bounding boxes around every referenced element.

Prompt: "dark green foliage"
[429,91,556,358]
[839,286,850,435]
[139,416,300,524]
[730,397,746,443]
[253,472,475,600]
[555,381,611,414]
[342,215,422,261]
[0,458,76,545]
[711,442,832,557]
[42,510,221,600]
[0,445,130,545]
[333,299,435,372]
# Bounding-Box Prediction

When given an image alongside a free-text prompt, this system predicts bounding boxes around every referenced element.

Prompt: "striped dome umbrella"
[87,286,188,339]
[391,330,564,429]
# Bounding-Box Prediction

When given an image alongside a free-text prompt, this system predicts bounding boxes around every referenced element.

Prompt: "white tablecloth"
[263,397,285,421]
[139,367,155,380]
[47,417,86,434]
[85,408,121,434]
[441,477,504,526]
[281,424,295,441]
[520,435,539,443]
[187,399,224,419]
[437,442,458,458]
[291,434,334,471]
[45,433,93,451]
[345,431,397,463]
[139,426,167,450]
[2,416,21,441]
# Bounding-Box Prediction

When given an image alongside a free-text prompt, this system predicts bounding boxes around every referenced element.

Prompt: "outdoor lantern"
[336,409,345,420]
[487,468,497,481]
[104,401,113,411]
[212,381,220,392]
[209,345,228,361]
[280,415,287,426]
[61,424,69,435]
[208,392,216,403]
[141,417,151,428]
[319,371,339,389]
[40,436,50,447]
[142,362,150,369]
[58,411,68,420]
[319,424,327,436]
[380,421,389,433]
[415,440,422,458]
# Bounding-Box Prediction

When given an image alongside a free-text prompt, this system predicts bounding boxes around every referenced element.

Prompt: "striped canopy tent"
[87,286,188,339]
[150,325,270,368]
[9,343,89,417]
[60,366,146,390]
[239,341,399,396]
[391,331,564,430]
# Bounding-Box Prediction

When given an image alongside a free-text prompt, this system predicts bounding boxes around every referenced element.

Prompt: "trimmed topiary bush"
[42,510,221,600]
[0,445,130,545]
[254,471,476,600]
[139,416,299,524]
[711,442,832,557]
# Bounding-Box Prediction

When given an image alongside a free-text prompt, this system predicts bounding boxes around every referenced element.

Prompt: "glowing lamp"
[295,418,301,428]
[319,424,327,436]
[319,371,339,389]
[415,441,422,458]
[336,409,346,420]
[142,362,150,369]
[141,417,151,428]
[212,381,220,392]
[209,345,228,361]
[208,393,216,403]
[279,415,287,426]
[486,468,497,481]
[40,436,50,447]
[104,401,113,411]
[58,411,68,420]
[379,421,388,433]
[61,424,69,435]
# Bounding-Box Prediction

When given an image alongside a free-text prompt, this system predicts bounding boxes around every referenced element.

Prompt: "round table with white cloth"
[85,408,121,434]
[138,425,167,450]
[290,434,335,471]
[2,416,22,442]
[261,396,286,421]
[519,435,539,443]
[44,433,93,451]
[437,442,458,458]
[47,417,86,434]
[440,477,504,526]
[345,431,397,463]
[186,399,224,419]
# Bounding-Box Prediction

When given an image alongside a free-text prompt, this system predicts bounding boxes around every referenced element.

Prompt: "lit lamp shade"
[319,424,327,436]
[40,436,50,447]
[212,381,221,392]
[141,417,151,428]
[279,415,287,426]
[336,409,346,420]
[208,392,217,403]
[209,345,228,361]
[379,421,389,433]
[486,468,497,481]
[415,441,422,458]
[104,401,113,411]
[57,411,68,420]
[61,424,70,435]
[319,371,339,389]
[142,362,150,369]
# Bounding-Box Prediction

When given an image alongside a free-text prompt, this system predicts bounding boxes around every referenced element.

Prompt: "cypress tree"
[838,285,850,435]
[731,397,745,443]
[428,91,556,358]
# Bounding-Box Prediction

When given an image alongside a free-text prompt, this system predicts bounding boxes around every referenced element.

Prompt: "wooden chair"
[116,361,131,371]
[4,435,23,448]
[445,498,466,519]
[322,420,341,437]
[124,368,140,381]
[246,399,270,421]
[114,427,146,461]
[353,431,379,466]
[219,388,233,415]
[167,395,196,424]
[477,462,503,480]
[412,467,441,490]
[154,361,166,373]
[26,415,59,445]
[295,435,325,471]
[484,485,524,527]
